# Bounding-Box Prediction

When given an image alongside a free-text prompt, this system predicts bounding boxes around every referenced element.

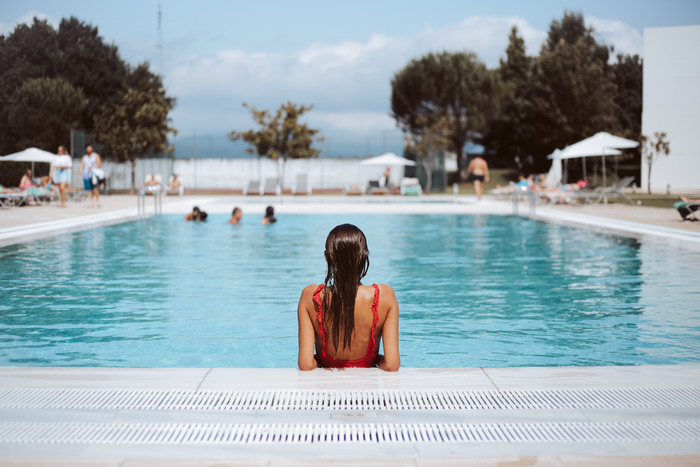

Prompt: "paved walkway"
[1,193,698,230]
[1,366,699,464]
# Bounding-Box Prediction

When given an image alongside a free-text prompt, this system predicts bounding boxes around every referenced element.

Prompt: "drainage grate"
[1,387,698,411]
[0,421,698,445]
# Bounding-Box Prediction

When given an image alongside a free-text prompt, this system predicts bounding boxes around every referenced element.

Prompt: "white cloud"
[587,15,644,58]
[0,11,60,35]
[306,111,396,132]
[167,15,641,134]
[169,16,550,133]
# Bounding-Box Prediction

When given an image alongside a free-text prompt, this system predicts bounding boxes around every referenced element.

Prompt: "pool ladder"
[137,186,164,217]
[512,187,537,218]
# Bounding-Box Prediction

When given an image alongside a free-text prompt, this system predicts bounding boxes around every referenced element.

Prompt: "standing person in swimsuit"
[77,144,102,207]
[465,155,490,200]
[297,224,400,371]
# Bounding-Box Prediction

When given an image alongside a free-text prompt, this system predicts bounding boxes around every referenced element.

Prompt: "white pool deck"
[1,194,699,465]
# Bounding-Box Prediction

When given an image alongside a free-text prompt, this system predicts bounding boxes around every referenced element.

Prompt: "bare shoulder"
[376,283,397,303]
[300,284,320,299]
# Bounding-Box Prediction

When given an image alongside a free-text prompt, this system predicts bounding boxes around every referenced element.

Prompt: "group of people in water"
[184,205,277,224]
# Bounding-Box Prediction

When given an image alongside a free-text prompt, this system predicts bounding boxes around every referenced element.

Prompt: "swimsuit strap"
[312,284,328,358]
[366,284,380,359]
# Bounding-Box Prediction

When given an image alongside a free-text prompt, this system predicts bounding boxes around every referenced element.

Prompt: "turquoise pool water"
[1,213,699,367]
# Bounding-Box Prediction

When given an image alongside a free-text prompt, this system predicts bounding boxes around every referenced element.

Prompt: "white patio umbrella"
[545,149,563,188]
[0,147,57,176]
[557,132,638,187]
[360,152,416,166]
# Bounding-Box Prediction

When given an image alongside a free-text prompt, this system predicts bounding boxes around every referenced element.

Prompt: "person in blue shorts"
[78,144,102,207]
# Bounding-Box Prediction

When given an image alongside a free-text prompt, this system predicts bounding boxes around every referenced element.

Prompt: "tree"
[55,17,129,129]
[611,53,643,140]
[640,132,670,194]
[7,77,85,151]
[0,18,60,153]
[523,11,618,172]
[94,64,176,193]
[0,16,130,154]
[228,102,322,190]
[483,26,533,169]
[403,116,451,193]
[391,51,503,179]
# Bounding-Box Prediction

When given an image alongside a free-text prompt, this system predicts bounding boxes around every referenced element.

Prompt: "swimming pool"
[1,213,699,367]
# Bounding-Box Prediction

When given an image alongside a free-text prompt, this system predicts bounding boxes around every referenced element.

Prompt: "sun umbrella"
[545,149,563,188]
[360,152,416,166]
[556,132,638,187]
[0,147,57,176]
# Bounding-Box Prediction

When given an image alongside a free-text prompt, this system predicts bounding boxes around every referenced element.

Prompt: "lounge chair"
[578,176,636,205]
[165,175,184,196]
[676,202,700,221]
[263,178,281,195]
[292,173,312,195]
[400,177,422,196]
[23,186,55,205]
[367,180,388,195]
[344,184,364,195]
[0,186,28,208]
[243,180,262,196]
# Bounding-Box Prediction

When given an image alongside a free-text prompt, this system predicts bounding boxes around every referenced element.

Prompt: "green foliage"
[483,26,533,168]
[8,77,85,151]
[611,53,643,140]
[391,51,503,177]
[484,12,621,173]
[403,116,451,193]
[55,17,128,129]
[228,102,322,162]
[640,132,670,194]
[94,64,176,191]
[0,16,131,154]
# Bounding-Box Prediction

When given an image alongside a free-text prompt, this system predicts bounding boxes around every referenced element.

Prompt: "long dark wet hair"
[322,224,370,352]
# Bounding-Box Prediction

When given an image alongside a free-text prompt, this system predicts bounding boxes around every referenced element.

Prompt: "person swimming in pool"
[185,206,207,222]
[185,206,201,221]
[261,205,277,224]
[228,207,242,224]
[297,224,400,371]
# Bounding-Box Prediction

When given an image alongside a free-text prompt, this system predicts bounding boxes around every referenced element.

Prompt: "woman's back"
[298,282,398,370]
[297,223,400,371]
[312,283,381,364]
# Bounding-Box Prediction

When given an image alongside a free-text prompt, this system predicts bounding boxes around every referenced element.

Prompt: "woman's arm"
[96,154,102,168]
[297,285,318,371]
[378,284,400,371]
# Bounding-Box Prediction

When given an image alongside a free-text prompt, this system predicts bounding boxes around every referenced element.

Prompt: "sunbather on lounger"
[674,196,700,221]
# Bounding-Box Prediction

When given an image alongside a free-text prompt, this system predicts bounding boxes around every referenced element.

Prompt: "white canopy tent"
[0,147,57,176]
[360,152,416,189]
[553,132,638,187]
[545,149,563,188]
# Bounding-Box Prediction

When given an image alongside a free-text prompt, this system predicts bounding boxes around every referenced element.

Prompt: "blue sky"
[2,1,699,156]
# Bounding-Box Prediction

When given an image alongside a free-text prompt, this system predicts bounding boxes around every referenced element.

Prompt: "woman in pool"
[297,224,400,371]
[261,205,277,224]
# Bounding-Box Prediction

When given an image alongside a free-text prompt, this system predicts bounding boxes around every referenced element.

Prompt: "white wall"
[642,25,700,193]
[91,157,405,192]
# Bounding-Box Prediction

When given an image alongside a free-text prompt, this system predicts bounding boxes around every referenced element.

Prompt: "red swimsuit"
[312,284,380,368]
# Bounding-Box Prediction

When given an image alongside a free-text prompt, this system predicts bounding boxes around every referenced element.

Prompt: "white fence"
[76,157,406,192]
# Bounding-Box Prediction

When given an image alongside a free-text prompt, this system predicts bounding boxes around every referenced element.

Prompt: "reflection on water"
[0,214,698,368]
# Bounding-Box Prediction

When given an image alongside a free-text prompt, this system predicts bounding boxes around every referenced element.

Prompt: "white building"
[642,25,700,194]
